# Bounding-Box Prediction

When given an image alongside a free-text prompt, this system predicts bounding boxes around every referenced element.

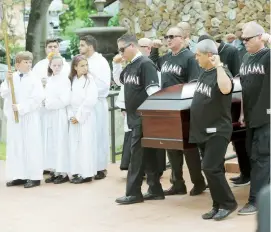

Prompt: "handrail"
[107,91,122,163]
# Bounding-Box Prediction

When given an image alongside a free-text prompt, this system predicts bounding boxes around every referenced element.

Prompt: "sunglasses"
[118,43,131,53]
[164,35,182,40]
[242,34,260,42]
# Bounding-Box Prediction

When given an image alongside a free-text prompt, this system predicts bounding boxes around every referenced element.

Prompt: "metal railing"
[107,91,122,163]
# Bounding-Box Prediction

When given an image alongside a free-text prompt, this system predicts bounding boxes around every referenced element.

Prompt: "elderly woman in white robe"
[67,55,98,184]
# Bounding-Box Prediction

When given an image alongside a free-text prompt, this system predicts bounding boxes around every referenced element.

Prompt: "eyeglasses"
[164,35,182,40]
[140,46,148,48]
[118,43,131,53]
[242,34,260,42]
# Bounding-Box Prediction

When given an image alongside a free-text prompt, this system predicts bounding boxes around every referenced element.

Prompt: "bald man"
[138,38,152,56]
[177,22,197,53]
[150,27,206,197]
[238,21,270,215]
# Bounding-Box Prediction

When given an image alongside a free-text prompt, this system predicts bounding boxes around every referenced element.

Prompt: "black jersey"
[218,41,241,77]
[120,55,159,128]
[150,48,200,88]
[189,67,233,143]
[239,48,270,128]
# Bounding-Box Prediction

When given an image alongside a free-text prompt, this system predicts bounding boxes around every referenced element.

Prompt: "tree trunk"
[25,0,53,65]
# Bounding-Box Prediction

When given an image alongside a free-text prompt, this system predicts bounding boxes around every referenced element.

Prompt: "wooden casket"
[137,77,246,150]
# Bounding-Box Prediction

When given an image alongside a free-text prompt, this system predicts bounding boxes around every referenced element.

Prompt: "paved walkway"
[0,161,256,232]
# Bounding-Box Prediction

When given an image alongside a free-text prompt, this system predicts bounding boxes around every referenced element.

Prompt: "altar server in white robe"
[79,35,111,180]
[32,38,70,84]
[0,51,44,188]
[32,38,70,175]
[68,55,98,184]
[43,54,71,184]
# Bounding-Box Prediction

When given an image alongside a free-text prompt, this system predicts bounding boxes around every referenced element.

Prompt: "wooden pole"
[1,4,19,123]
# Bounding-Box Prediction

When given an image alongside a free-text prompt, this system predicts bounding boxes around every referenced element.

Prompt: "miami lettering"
[239,63,265,76]
[161,61,182,76]
[124,74,140,85]
[195,82,211,98]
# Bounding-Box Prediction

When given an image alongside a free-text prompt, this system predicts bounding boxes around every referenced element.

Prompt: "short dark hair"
[80,35,97,51]
[45,38,60,47]
[117,34,138,45]
[198,34,215,43]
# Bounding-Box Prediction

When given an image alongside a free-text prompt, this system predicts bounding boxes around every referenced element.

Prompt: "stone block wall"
[119,0,270,41]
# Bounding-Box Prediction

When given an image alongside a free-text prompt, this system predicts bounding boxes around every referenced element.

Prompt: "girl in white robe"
[43,54,71,184]
[0,51,44,188]
[68,55,98,184]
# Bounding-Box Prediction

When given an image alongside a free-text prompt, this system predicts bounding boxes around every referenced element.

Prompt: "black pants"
[246,124,270,205]
[120,131,132,170]
[198,136,237,210]
[167,148,205,189]
[126,125,163,196]
[232,139,251,178]
[120,131,166,173]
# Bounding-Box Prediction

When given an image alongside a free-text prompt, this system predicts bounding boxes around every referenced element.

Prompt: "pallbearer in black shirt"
[151,27,206,197]
[237,21,271,216]
[198,35,251,187]
[115,35,165,205]
[190,39,237,220]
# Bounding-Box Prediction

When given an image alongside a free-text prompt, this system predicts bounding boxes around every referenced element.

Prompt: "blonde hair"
[47,53,63,76]
[15,51,33,64]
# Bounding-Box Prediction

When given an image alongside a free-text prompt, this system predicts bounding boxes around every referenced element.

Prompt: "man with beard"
[79,35,111,180]
[237,21,270,215]
[198,34,251,187]
[150,27,206,197]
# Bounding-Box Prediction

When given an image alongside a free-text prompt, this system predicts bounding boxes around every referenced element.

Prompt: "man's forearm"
[217,66,232,94]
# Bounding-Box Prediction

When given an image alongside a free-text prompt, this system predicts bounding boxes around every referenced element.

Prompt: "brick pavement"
[0,161,256,232]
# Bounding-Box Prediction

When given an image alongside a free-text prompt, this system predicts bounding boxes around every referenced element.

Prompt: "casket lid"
[148,77,242,101]
[137,77,242,112]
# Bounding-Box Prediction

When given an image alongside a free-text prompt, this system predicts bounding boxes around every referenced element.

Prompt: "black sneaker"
[238,203,257,215]
[232,176,250,187]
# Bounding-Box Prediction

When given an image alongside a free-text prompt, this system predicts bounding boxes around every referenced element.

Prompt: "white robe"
[112,61,131,133]
[68,75,98,178]
[87,52,111,171]
[43,75,71,173]
[32,58,70,171]
[32,58,70,80]
[0,71,45,181]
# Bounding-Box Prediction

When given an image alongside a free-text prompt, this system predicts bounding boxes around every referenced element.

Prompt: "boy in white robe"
[32,38,70,84]
[43,54,71,184]
[0,51,44,188]
[68,55,98,184]
[79,35,111,180]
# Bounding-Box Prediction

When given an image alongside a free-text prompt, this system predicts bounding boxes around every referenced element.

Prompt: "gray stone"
[215,2,222,12]
[226,9,236,20]
[182,14,191,22]
[211,17,221,27]
[183,2,192,14]
[166,0,175,11]
[228,0,237,9]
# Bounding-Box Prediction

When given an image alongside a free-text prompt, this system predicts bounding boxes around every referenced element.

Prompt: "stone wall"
[119,0,270,41]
